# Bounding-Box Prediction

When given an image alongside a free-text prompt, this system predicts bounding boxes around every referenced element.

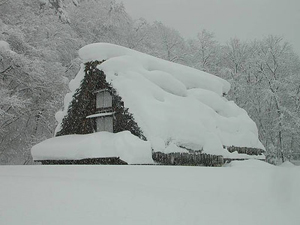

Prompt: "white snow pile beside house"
[225,159,274,168]
[31,131,153,164]
[280,161,295,167]
[52,43,264,160]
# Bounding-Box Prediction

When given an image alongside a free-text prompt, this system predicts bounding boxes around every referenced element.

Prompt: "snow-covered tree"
[187,29,219,73]
[0,0,69,164]
[147,22,187,63]
[217,36,300,162]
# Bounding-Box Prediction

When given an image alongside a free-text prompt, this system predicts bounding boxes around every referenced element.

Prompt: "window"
[96,90,112,109]
[91,89,114,133]
[96,116,113,132]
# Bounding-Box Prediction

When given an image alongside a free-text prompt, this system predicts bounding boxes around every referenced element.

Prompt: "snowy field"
[1,160,299,225]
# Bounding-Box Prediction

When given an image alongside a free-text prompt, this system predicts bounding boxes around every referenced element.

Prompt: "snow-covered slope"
[54,43,264,158]
[1,164,299,225]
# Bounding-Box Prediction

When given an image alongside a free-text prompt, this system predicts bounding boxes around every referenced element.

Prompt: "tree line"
[0,0,299,164]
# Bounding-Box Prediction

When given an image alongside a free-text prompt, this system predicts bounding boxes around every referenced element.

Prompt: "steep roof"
[55,43,264,157]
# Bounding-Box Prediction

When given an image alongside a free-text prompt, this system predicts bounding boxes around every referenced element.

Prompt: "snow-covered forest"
[1,0,300,165]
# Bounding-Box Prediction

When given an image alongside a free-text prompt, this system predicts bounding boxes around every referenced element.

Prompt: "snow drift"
[1,164,299,225]
[36,43,264,161]
[31,131,153,164]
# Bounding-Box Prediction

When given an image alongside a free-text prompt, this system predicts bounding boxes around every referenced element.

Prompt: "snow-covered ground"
[1,160,299,225]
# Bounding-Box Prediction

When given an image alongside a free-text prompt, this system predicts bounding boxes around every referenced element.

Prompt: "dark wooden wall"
[36,157,128,165]
[226,146,265,155]
[152,152,224,167]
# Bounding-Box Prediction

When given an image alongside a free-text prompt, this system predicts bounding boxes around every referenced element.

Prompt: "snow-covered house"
[31,43,265,165]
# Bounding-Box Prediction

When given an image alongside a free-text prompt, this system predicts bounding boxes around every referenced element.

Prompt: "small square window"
[96,116,113,132]
[96,90,112,109]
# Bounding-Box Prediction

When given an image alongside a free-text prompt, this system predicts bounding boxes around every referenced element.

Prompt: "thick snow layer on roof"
[79,43,230,96]
[31,131,153,164]
[55,43,264,156]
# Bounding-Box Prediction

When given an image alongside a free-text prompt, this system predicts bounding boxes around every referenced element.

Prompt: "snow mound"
[279,161,295,167]
[55,43,264,157]
[143,70,187,97]
[164,143,189,154]
[31,131,153,164]
[226,159,273,168]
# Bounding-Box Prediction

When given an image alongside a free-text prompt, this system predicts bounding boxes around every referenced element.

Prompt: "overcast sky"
[118,0,300,55]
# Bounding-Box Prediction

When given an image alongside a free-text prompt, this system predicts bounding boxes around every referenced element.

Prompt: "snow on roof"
[31,131,153,164]
[54,43,264,157]
[79,43,231,96]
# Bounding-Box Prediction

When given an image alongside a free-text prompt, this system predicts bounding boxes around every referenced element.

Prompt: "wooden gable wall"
[56,60,145,140]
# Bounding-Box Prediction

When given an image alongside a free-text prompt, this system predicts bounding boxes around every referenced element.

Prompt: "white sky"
[118,0,300,56]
